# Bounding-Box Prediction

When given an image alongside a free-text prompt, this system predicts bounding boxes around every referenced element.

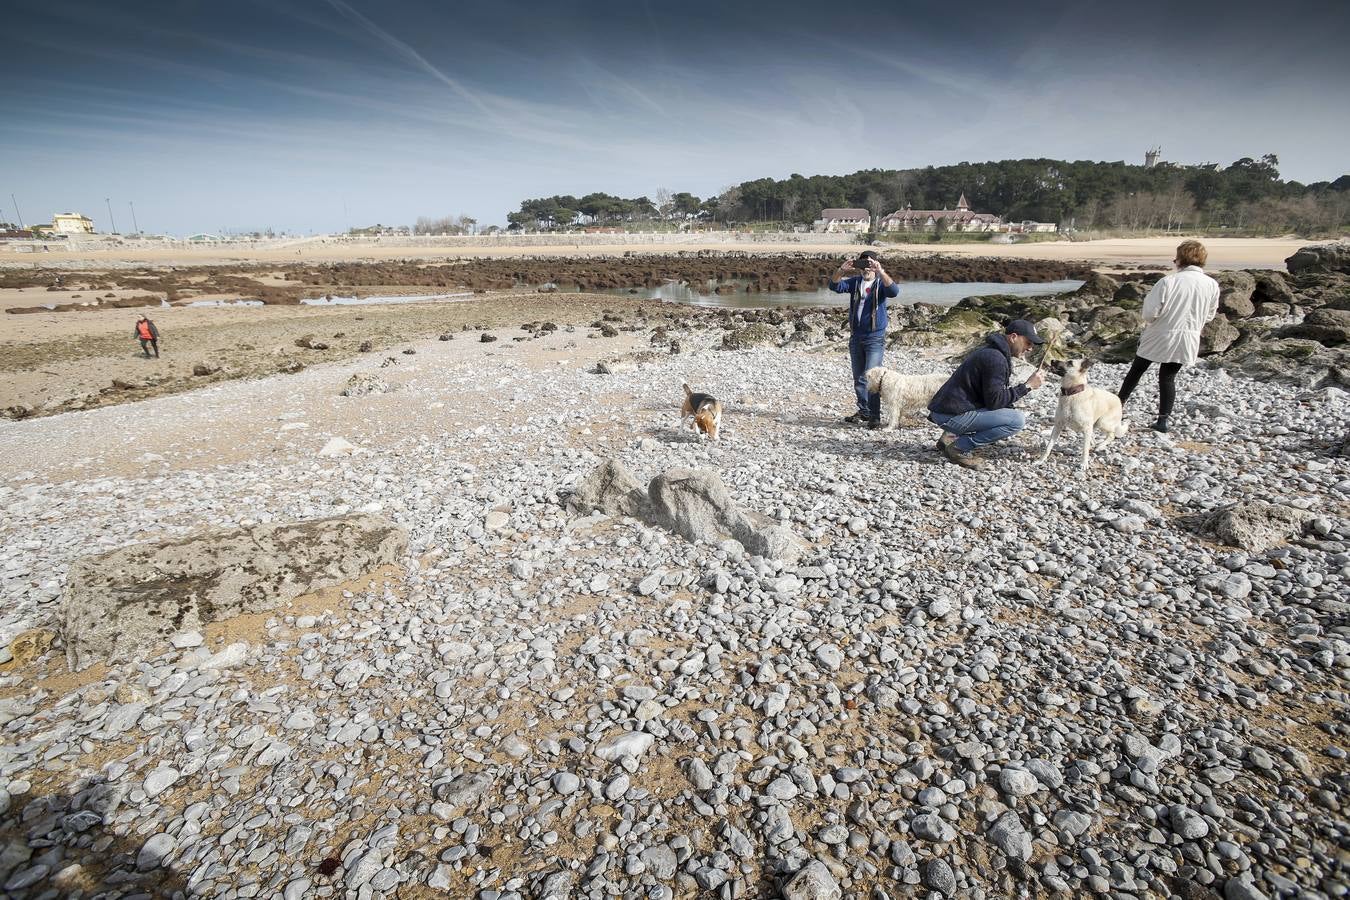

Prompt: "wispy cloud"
[322,0,495,119]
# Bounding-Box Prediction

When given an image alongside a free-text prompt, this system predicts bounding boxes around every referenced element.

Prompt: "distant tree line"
[507,190,716,230]
[507,155,1350,235]
[412,214,477,235]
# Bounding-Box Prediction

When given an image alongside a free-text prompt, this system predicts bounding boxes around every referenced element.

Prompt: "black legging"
[1117,356,1181,418]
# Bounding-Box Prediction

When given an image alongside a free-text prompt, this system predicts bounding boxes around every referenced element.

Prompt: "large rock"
[1252,271,1296,306]
[1200,501,1315,552]
[1217,337,1350,385]
[1277,308,1350,346]
[781,860,842,900]
[1083,306,1144,344]
[341,373,393,397]
[1075,272,1120,300]
[1215,271,1256,318]
[649,469,804,559]
[1285,241,1350,275]
[60,515,408,671]
[1112,281,1148,302]
[721,323,782,350]
[566,459,648,518]
[1199,314,1241,356]
[568,460,804,559]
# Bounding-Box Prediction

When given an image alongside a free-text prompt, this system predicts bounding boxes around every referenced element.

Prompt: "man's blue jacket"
[829,275,900,337]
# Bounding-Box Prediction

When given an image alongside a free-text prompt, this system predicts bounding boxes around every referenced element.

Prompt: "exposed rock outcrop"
[568,460,804,559]
[60,515,408,671]
[1285,241,1350,275]
[1199,501,1315,552]
[341,372,394,396]
[1215,271,1256,318]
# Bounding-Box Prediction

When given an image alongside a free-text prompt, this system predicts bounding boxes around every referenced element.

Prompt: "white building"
[52,213,95,234]
[813,208,871,233]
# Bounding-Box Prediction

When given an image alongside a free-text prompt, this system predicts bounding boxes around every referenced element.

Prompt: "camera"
[854,257,876,270]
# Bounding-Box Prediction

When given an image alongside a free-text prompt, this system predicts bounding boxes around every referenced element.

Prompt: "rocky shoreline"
[0,245,1346,900]
[2,253,1093,313]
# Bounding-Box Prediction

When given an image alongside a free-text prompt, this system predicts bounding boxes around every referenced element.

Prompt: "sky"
[4,0,1347,235]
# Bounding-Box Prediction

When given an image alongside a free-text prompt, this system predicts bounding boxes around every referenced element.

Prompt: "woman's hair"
[1175,240,1207,267]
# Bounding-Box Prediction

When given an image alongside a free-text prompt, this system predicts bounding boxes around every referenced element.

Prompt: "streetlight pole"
[129,201,139,234]
[106,198,118,234]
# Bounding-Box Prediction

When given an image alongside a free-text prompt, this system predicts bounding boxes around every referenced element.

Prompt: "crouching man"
[927,319,1045,469]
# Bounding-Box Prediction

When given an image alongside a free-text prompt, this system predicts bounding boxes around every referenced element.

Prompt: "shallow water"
[299,292,475,306]
[189,281,1082,311]
[594,279,1084,309]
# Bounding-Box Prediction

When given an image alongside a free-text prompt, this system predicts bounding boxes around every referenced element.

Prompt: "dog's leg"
[713,410,722,442]
[1038,424,1061,463]
[1080,426,1094,473]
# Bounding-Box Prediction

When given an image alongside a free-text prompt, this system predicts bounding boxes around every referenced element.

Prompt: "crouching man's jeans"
[928,408,1025,453]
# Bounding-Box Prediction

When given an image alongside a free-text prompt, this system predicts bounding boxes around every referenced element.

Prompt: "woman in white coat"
[1116,240,1220,433]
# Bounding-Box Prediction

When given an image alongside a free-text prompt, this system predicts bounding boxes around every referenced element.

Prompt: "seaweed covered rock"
[721,323,782,350]
[1081,306,1144,345]
[1075,272,1120,300]
[1276,308,1350,346]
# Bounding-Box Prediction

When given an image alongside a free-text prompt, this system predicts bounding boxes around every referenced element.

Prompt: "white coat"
[1136,265,1221,365]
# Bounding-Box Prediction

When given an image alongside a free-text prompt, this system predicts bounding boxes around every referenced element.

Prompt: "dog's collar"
[1060,384,1086,396]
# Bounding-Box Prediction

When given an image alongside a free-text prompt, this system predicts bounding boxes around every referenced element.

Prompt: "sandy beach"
[0,235,1319,271]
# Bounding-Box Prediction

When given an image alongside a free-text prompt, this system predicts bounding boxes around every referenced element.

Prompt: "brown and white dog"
[1038,358,1128,471]
[864,367,949,430]
[681,383,722,441]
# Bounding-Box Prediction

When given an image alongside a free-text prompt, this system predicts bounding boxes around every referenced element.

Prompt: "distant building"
[52,213,95,234]
[348,223,410,237]
[813,208,871,233]
[1145,146,1162,168]
[880,194,1002,233]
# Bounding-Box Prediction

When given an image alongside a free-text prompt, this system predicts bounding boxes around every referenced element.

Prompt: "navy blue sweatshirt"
[928,332,1030,414]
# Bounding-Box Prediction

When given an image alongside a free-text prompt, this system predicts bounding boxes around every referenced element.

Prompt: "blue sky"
[4,0,1347,235]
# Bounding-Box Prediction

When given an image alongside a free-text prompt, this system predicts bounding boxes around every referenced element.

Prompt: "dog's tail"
[682,382,693,398]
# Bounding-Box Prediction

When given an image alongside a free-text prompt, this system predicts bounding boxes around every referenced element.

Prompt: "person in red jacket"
[135,315,160,358]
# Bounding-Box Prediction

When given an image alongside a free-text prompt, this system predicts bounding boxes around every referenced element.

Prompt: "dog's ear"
[1080,358,1094,371]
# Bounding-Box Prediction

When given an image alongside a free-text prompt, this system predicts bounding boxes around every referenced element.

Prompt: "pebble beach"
[1,296,1347,899]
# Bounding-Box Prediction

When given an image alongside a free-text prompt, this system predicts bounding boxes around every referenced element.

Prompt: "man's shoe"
[1150,417,1170,433]
[867,418,884,430]
[941,441,983,469]
[934,433,955,451]
[843,412,868,425]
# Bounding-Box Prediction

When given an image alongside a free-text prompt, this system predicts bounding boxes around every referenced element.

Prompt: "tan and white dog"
[681,383,722,441]
[1038,358,1128,471]
[864,367,949,430]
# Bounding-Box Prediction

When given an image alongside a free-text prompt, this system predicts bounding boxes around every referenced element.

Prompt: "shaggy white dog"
[864,367,950,430]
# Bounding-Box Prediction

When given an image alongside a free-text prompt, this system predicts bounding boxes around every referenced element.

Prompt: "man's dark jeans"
[849,331,884,420]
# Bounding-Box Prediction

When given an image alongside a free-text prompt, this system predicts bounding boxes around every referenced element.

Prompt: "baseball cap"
[1005,318,1045,345]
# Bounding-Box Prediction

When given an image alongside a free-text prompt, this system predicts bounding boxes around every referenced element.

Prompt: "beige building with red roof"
[880,194,1003,233]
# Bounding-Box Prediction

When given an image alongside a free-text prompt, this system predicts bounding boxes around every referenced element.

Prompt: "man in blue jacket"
[927,319,1046,468]
[829,250,900,426]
